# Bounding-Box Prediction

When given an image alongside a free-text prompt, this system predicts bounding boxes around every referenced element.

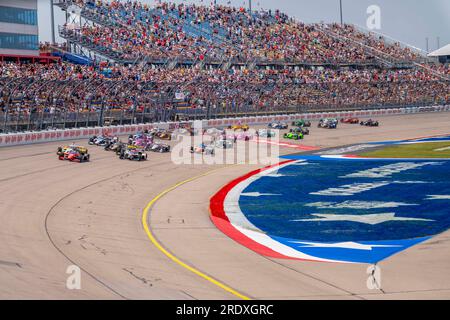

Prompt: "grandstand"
[0,0,449,133]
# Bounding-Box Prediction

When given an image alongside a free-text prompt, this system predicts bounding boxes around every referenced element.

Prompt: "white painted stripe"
[434,146,450,152]
[232,224,346,263]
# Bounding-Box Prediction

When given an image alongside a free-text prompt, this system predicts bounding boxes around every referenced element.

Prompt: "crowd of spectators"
[1,61,448,119]
[327,23,423,63]
[0,0,448,130]
[58,0,422,64]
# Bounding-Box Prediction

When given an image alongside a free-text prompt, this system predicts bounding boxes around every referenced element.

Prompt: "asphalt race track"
[1,112,450,299]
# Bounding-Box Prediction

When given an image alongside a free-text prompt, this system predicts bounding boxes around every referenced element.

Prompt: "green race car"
[292,120,311,127]
[290,127,310,135]
[283,132,304,140]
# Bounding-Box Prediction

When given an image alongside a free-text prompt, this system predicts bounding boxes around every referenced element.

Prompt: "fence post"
[139,105,143,124]
[63,109,68,129]
[131,99,137,124]
[99,100,104,127]
[74,110,79,128]
[15,110,20,132]
[3,98,10,133]
[39,109,44,131]
[27,111,32,131]
[50,109,56,130]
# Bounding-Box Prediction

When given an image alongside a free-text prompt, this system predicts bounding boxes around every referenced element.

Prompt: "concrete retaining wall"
[1,105,449,147]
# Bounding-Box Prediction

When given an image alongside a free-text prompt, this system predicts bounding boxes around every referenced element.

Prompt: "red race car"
[57,146,90,162]
[340,117,360,124]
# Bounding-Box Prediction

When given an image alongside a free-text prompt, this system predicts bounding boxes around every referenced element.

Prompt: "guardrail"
[1,105,449,147]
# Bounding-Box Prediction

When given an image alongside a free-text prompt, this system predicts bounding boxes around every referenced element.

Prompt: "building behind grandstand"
[0,0,39,56]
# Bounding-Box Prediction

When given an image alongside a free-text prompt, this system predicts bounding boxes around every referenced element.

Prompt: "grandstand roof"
[428,44,450,57]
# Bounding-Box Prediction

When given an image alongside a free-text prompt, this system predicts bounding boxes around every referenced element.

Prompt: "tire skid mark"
[44,160,177,300]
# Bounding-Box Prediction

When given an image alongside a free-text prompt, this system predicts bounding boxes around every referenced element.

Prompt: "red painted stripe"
[209,160,302,260]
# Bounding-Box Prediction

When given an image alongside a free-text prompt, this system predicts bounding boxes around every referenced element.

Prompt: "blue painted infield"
[238,157,450,264]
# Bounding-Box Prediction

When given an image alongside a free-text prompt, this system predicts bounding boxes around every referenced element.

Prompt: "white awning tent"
[428,44,450,57]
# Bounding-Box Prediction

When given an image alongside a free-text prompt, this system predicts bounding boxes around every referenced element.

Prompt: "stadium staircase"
[53,0,445,75]
[315,24,417,69]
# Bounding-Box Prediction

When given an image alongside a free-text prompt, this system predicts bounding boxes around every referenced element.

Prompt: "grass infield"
[360,141,450,158]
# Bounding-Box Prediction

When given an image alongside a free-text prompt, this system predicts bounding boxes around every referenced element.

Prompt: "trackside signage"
[0,123,164,147]
[0,105,449,147]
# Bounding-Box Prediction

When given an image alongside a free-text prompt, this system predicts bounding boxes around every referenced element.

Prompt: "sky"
[37,0,450,53]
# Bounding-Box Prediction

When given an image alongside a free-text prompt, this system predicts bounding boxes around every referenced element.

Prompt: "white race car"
[120,146,148,161]
[215,139,234,149]
[257,129,276,138]
[190,143,215,155]
[206,128,224,136]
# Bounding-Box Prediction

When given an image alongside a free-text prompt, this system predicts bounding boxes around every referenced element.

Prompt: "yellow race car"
[57,144,86,157]
[230,124,250,131]
[155,130,172,140]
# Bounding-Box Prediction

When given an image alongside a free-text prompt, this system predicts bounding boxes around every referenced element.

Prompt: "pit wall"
[1,105,449,147]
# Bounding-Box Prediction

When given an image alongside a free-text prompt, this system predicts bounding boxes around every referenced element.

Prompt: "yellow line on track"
[141,167,251,300]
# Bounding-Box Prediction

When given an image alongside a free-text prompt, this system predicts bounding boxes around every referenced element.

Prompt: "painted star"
[240,192,281,197]
[292,213,433,225]
[290,241,402,251]
[426,195,450,200]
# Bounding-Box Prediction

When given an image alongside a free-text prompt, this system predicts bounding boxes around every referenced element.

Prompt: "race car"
[57,144,77,157]
[134,137,154,150]
[148,142,171,153]
[257,129,276,138]
[88,136,97,145]
[234,131,253,141]
[155,130,172,140]
[230,124,250,131]
[106,141,126,153]
[268,122,288,130]
[57,145,90,162]
[283,132,304,140]
[206,128,224,136]
[215,139,234,149]
[360,119,379,127]
[340,117,360,124]
[103,137,121,150]
[290,127,310,135]
[318,118,338,129]
[119,146,148,161]
[89,135,112,146]
[190,143,215,155]
[292,120,311,127]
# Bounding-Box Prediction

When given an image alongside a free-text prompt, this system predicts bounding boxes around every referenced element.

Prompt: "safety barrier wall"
[204,105,450,127]
[1,105,449,147]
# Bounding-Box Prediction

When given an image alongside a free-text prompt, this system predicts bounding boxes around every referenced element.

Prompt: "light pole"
[50,0,56,44]
[339,0,343,25]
